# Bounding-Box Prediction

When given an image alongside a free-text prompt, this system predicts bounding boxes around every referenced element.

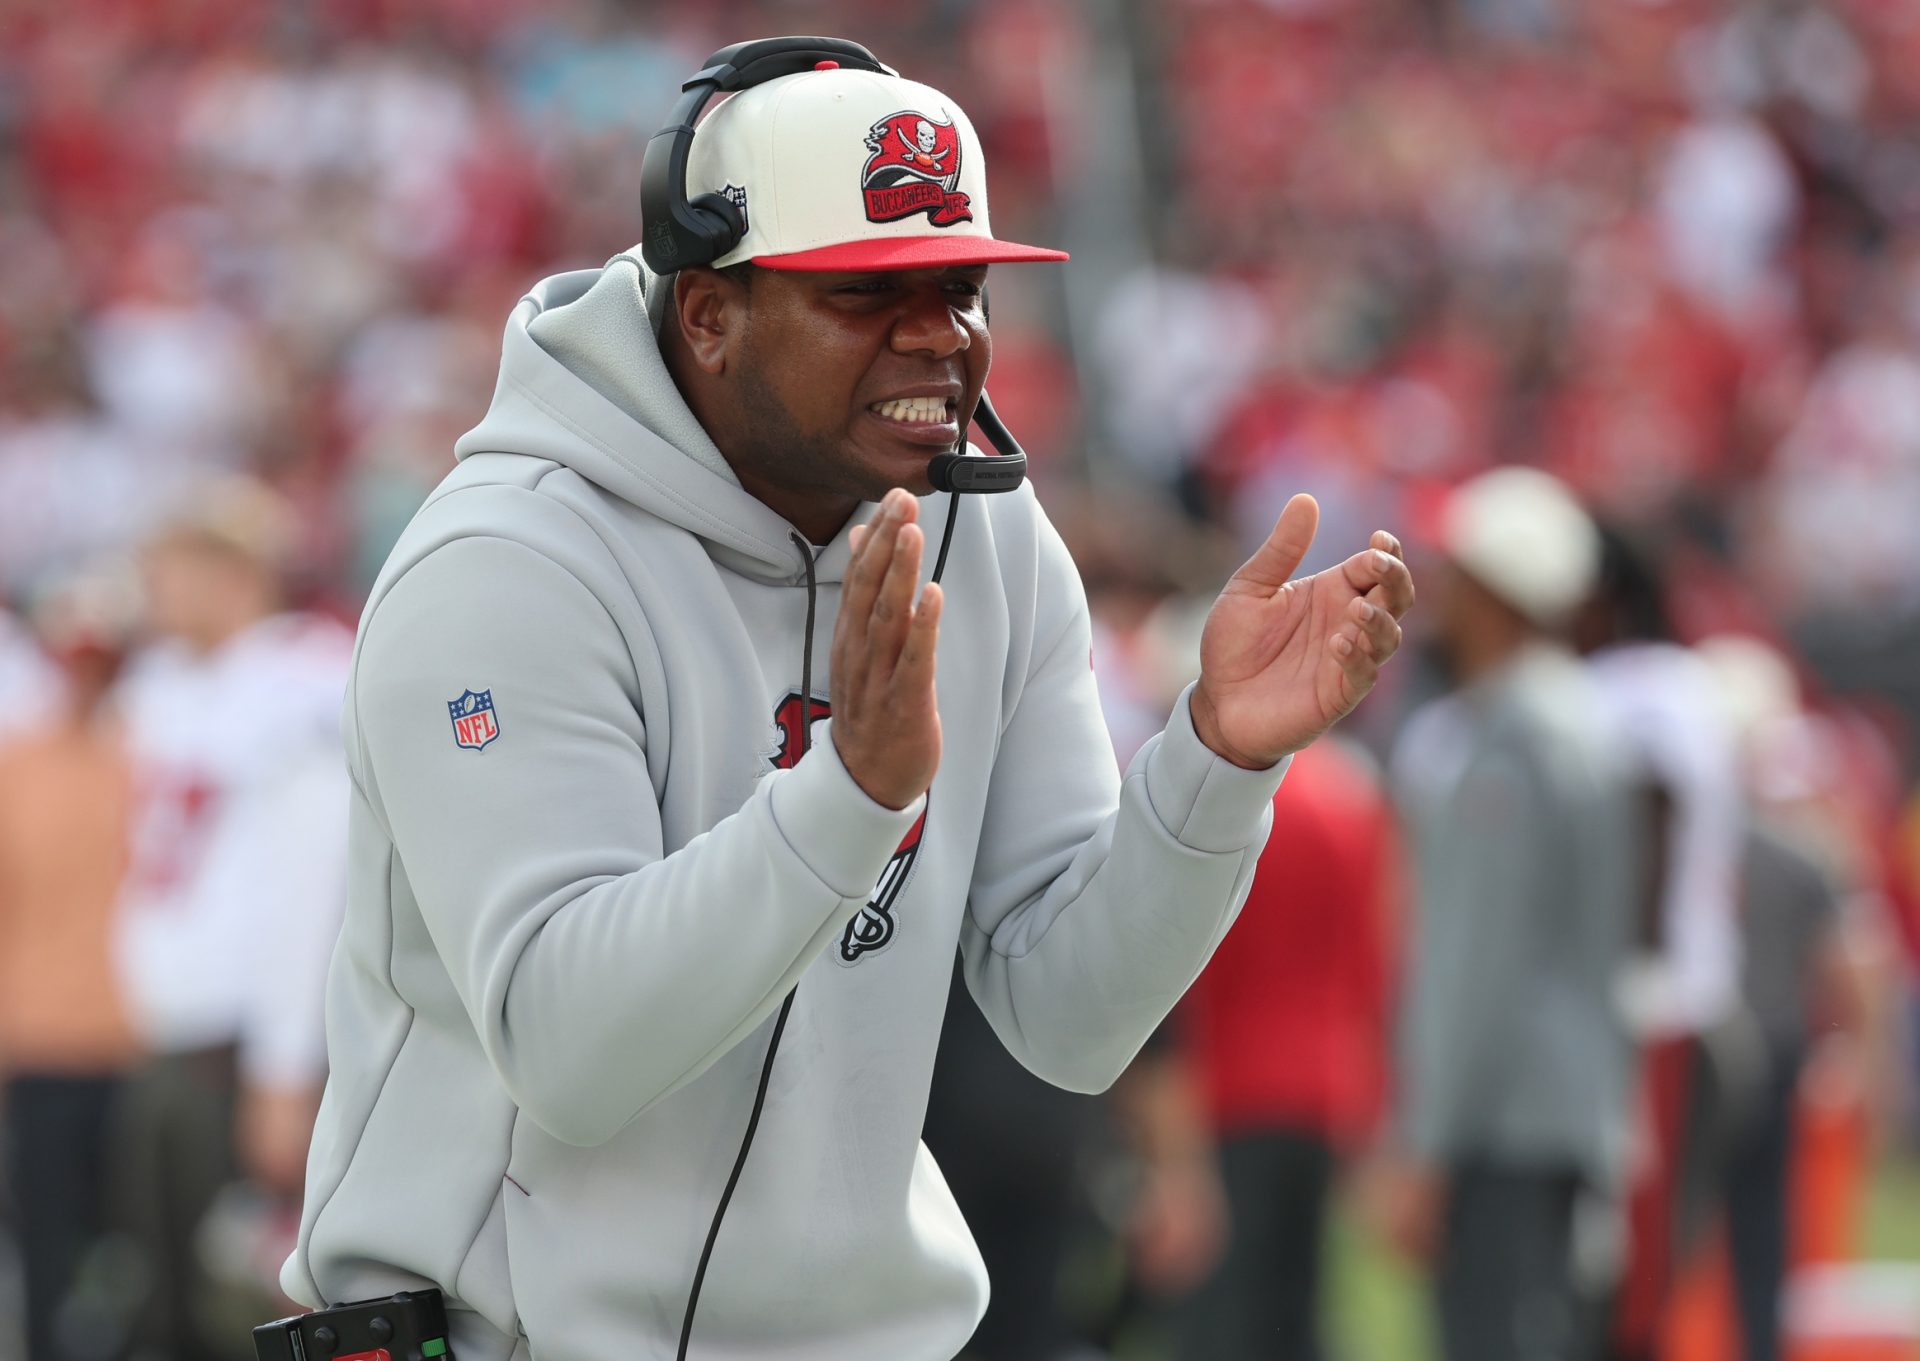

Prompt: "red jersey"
[1178,740,1400,1146]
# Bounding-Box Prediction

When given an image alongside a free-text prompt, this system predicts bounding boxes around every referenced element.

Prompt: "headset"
[637,35,1030,506]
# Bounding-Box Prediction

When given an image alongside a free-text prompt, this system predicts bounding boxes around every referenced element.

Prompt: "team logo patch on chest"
[448,689,500,751]
[771,692,927,965]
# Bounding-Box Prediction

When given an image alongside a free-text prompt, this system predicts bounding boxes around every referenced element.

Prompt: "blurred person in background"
[1697,636,1869,1361]
[0,563,144,1361]
[924,962,1106,1361]
[0,333,177,605]
[1383,467,1639,1361]
[110,479,351,1361]
[1118,596,1401,1361]
[1572,528,1747,1361]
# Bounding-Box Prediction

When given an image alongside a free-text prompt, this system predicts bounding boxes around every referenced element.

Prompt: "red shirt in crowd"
[1178,739,1400,1148]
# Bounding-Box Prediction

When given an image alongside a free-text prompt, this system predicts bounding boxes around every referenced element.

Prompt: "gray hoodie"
[282,256,1287,1361]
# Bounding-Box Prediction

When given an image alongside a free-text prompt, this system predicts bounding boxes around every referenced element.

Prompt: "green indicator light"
[421,1340,447,1357]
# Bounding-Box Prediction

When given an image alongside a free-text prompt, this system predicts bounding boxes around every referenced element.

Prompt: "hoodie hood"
[455,255,880,585]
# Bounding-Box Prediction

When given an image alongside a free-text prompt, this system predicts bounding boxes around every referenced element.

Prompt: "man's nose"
[890,290,973,358]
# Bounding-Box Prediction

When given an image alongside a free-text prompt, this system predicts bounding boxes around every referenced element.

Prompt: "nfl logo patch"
[447,689,500,752]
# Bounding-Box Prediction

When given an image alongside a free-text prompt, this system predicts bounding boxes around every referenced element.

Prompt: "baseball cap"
[685,65,1068,272]
[1439,466,1600,626]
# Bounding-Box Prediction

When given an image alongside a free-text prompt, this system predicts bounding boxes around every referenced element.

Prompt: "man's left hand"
[1191,493,1414,769]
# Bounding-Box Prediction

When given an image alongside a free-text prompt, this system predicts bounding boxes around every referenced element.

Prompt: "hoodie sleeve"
[353,535,922,1148]
[959,518,1288,1094]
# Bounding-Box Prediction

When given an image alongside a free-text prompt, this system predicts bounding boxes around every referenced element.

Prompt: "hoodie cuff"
[767,718,927,899]
[1143,683,1290,854]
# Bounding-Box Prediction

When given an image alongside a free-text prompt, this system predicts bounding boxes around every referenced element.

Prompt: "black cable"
[675,990,795,1361]
[930,488,962,585]
[676,536,820,1361]
[796,532,817,757]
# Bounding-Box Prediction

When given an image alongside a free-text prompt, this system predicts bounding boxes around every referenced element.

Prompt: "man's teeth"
[871,397,951,424]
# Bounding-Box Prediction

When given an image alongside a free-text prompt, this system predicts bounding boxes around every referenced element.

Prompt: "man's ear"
[673,267,745,376]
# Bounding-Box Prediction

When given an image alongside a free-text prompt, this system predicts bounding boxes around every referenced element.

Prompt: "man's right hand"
[831,488,943,810]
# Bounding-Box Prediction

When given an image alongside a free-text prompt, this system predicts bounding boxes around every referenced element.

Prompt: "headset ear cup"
[688,192,746,261]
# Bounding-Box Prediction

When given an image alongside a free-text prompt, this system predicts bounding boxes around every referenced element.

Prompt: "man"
[113,480,351,1360]
[282,60,1413,1361]
[1697,635,1859,1361]
[0,564,143,1361]
[1386,467,1638,1361]
[1572,529,1746,1361]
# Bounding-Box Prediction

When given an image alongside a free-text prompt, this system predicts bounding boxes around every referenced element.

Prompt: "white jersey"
[114,613,352,1086]
[1588,641,1745,1039]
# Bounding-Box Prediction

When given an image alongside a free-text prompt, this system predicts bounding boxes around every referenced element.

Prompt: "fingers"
[867,521,925,675]
[1328,593,1402,707]
[828,492,943,809]
[1345,594,1404,664]
[895,581,943,698]
[843,490,916,624]
[1338,539,1415,620]
[1229,493,1319,593]
[835,488,936,707]
[837,492,915,699]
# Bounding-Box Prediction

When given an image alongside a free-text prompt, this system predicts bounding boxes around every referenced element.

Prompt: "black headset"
[637,35,1030,503]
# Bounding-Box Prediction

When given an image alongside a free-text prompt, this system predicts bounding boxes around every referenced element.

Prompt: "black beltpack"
[253,1288,453,1361]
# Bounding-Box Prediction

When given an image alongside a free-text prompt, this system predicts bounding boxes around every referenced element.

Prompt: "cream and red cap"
[1440,467,1600,626]
[685,63,1068,272]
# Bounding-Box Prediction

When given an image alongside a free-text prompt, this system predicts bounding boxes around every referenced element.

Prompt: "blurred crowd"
[1,0,1920,1359]
[1000,465,1906,1361]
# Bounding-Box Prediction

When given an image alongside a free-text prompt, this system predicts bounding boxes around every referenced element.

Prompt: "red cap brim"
[753,235,1069,271]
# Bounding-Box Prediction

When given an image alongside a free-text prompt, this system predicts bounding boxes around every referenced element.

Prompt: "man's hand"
[1191,494,1414,768]
[1357,1153,1447,1266]
[1128,1154,1229,1296]
[832,489,943,810]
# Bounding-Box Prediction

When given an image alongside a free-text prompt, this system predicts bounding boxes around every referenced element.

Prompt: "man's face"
[718,266,992,505]
[141,538,266,651]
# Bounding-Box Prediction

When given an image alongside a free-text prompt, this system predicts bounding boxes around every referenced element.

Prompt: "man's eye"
[840,280,893,295]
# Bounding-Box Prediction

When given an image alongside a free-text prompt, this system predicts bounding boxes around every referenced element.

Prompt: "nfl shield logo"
[447,689,500,752]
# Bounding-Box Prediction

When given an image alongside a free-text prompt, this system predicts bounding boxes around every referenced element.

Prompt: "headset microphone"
[927,392,1026,583]
[928,392,1027,495]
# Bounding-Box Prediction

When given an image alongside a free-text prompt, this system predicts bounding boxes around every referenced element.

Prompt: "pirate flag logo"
[861,111,973,229]
[769,692,927,964]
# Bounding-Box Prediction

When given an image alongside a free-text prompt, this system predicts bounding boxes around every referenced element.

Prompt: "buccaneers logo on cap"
[861,111,973,229]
